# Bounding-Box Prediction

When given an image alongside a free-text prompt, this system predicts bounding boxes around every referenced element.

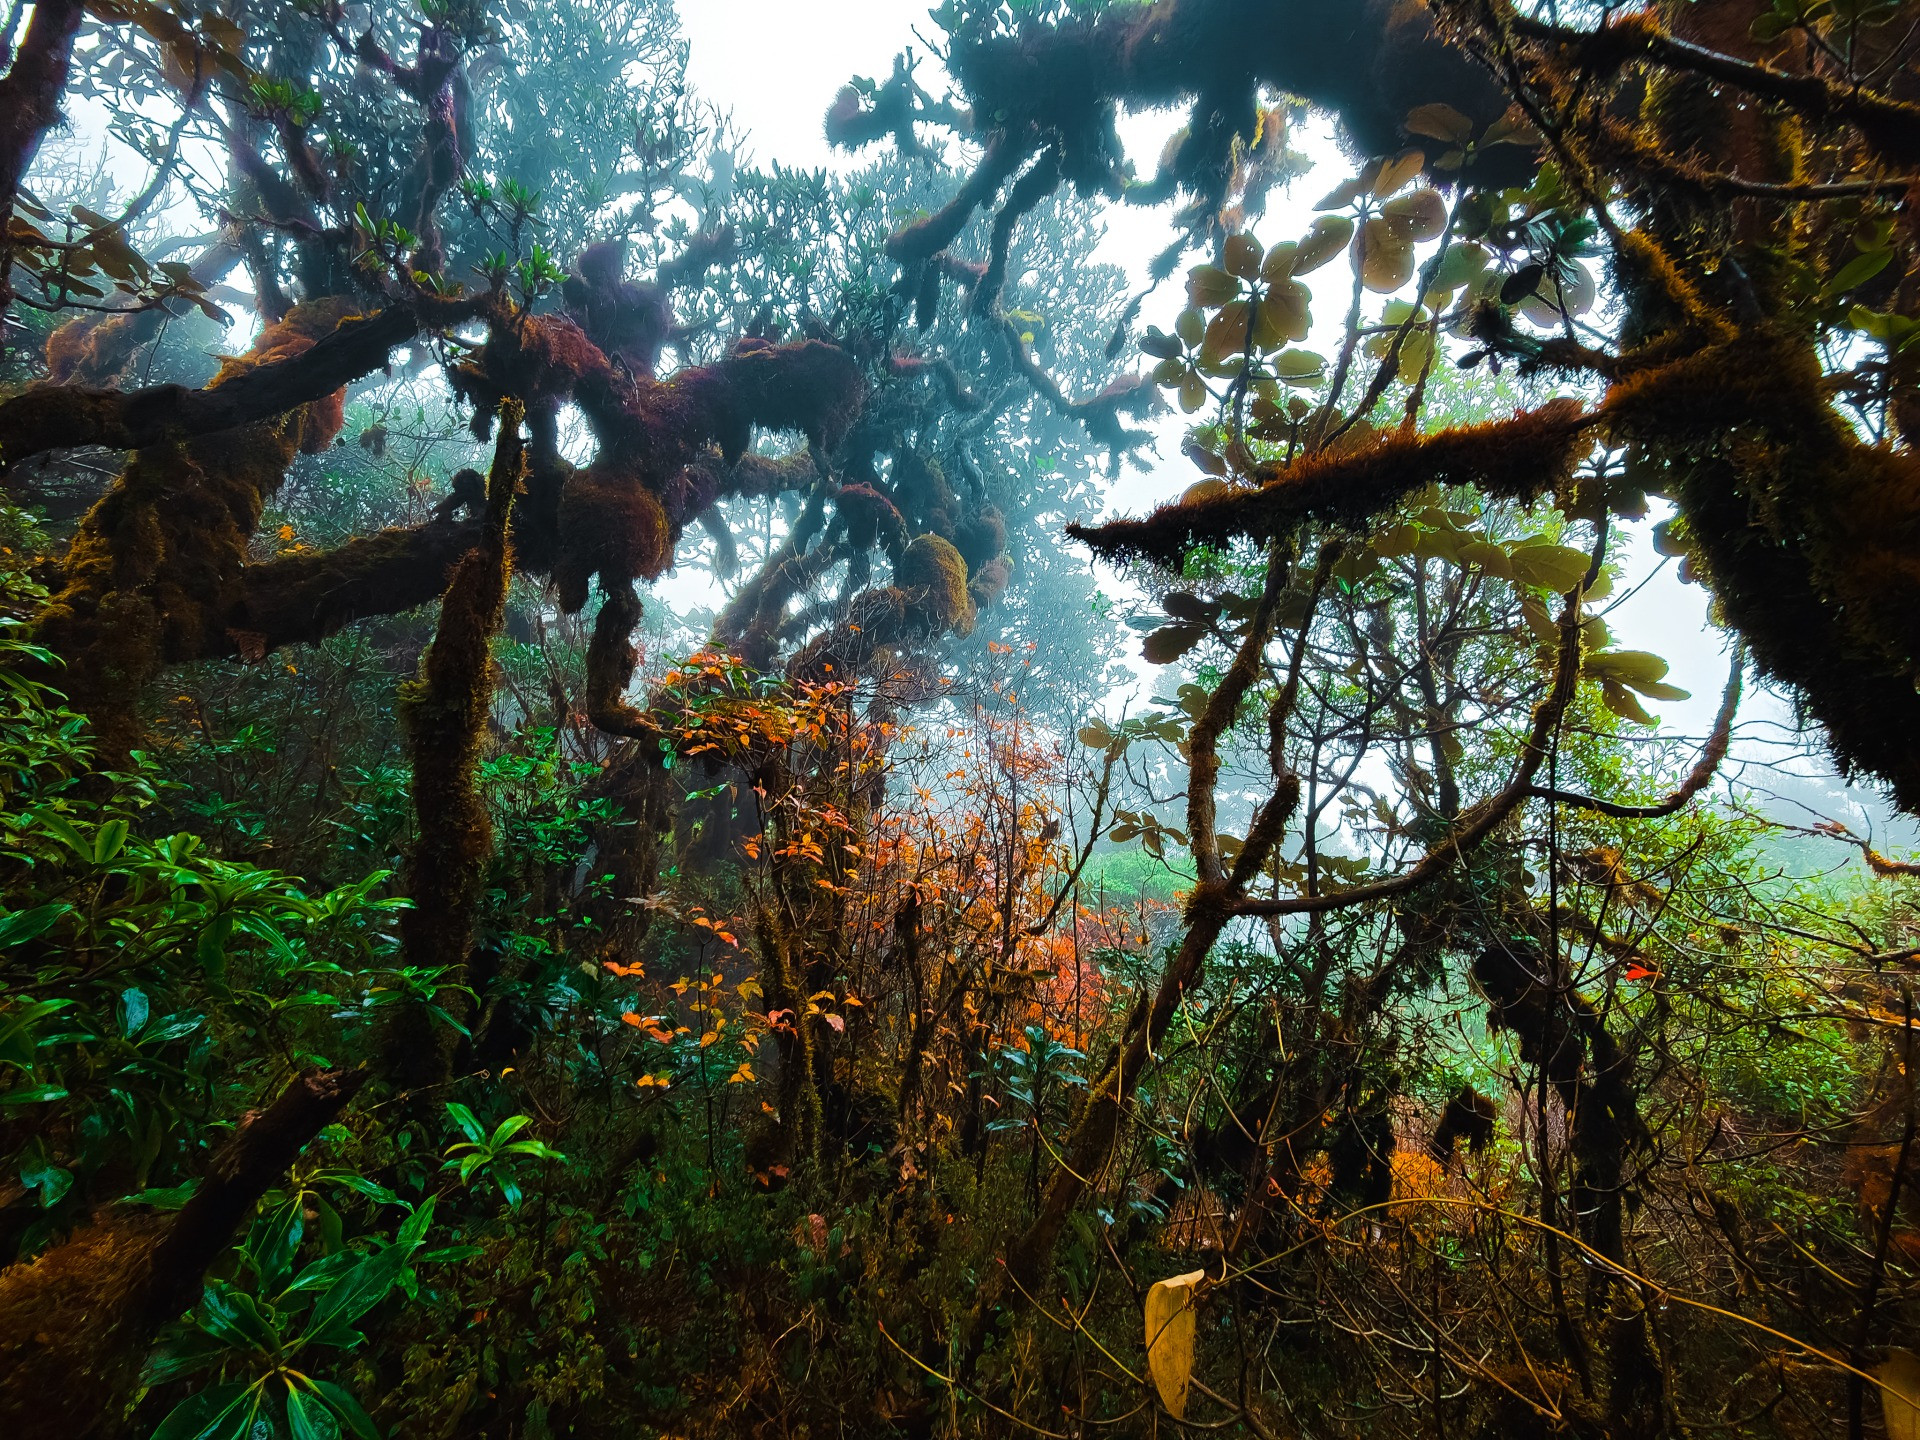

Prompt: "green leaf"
[33,811,91,859]
[3,1084,72,1109]
[122,1180,199,1209]
[199,1283,283,1355]
[307,1379,383,1440]
[329,1175,399,1206]
[142,1330,230,1384]
[488,1114,534,1147]
[94,817,129,865]
[395,1195,435,1253]
[444,1102,487,1146]
[195,915,233,985]
[251,1199,305,1292]
[1506,542,1593,593]
[1826,247,1892,298]
[149,1382,255,1440]
[1600,680,1656,726]
[0,903,70,948]
[22,1156,73,1205]
[288,1384,343,1440]
[300,1246,409,1349]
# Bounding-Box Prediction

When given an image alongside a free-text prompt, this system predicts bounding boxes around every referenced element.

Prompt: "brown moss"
[1600,334,1920,806]
[450,314,614,429]
[835,482,907,554]
[31,300,366,755]
[897,533,974,635]
[43,307,165,386]
[1071,398,1592,568]
[968,553,1012,610]
[553,471,673,614]
[582,578,650,737]
[0,1214,162,1440]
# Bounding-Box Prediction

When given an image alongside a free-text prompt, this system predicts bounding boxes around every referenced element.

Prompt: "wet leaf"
[1222,233,1263,279]
[1358,217,1415,293]
[1292,215,1353,274]
[1142,625,1206,666]
[1254,280,1310,347]
[1404,103,1472,144]
[1187,264,1238,308]
[1381,187,1446,242]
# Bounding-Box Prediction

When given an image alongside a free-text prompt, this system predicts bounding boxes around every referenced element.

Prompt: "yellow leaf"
[1357,217,1415,293]
[1144,1270,1205,1419]
[1884,1349,1920,1440]
[1372,147,1426,197]
[1291,214,1353,275]
[1404,103,1472,144]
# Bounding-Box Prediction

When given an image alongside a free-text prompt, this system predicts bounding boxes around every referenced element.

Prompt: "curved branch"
[1235,542,1594,919]
[1070,399,1594,567]
[0,0,84,229]
[1504,9,1920,166]
[1526,644,1744,819]
[227,514,487,654]
[0,293,489,463]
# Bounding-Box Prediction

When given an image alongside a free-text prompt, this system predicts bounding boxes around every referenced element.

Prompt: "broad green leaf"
[94,817,129,864]
[444,1102,487,1146]
[1506,543,1592,592]
[301,1245,409,1349]
[1826,247,1892,298]
[149,1382,255,1440]
[308,1378,383,1440]
[251,1199,305,1292]
[0,903,70,948]
[489,1114,535,1146]
[199,1283,283,1355]
[288,1383,343,1440]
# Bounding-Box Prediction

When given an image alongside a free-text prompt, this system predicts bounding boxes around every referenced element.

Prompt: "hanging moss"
[386,403,523,1091]
[553,473,673,614]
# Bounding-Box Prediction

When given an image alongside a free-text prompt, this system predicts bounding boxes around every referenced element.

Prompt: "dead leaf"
[1145,1270,1205,1418]
[1883,1349,1920,1440]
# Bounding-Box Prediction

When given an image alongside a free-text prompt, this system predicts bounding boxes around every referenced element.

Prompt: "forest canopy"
[2,0,1920,1437]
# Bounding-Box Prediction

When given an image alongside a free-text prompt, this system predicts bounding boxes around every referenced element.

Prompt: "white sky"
[677,3,1731,715]
[32,0,1898,839]
[675,0,1917,843]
